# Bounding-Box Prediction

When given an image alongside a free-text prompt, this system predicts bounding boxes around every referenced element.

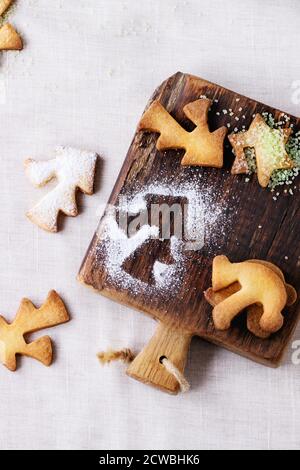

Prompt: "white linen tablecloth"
[0,0,299,450]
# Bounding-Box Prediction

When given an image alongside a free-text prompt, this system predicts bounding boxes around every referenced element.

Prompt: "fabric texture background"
[0,0,299,450]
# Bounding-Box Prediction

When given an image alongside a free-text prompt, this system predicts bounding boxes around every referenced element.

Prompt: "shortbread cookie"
[204,260,297,338]
[209,255,288,333]
[25,146,98,232]
[0,23,22,50]
[0,0,13,16]
[247,260,296,337]
[0,291,69,371]
[205,285,273,338]
[229,114,293,187]
[138,99,227,167]
[248,260,297,306]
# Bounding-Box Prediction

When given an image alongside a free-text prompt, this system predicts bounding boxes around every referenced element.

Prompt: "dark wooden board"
[79,72,300,392]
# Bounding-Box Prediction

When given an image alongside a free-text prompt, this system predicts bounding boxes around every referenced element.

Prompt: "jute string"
[97,348,190,393]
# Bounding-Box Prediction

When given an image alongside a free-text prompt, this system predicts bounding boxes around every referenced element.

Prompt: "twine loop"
[98,348,190,393]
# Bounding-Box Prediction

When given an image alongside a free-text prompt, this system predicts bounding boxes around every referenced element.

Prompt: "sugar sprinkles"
[249,113,300,191]
[190,95,298,195]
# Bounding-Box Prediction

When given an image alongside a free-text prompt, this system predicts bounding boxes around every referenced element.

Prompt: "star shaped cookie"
[229,114,293,187]
[138,99,227,168]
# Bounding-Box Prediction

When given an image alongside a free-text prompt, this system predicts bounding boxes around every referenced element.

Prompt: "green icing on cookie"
[241,113,299,191]
[258,113,299,190]
[269,131,300,189]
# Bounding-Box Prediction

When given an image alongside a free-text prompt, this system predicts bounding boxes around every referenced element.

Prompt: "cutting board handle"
[127,322,192,394]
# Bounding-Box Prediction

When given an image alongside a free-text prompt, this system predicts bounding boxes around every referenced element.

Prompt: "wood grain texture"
[127,323,192,394]
[79,72,300,393]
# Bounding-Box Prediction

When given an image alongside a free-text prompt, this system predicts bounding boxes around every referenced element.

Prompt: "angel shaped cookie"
[25,147,98,232]
[0,290,69,371]
[138,99,227,167]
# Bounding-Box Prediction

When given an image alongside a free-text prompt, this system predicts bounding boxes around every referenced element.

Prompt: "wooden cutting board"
[79,72,300,394]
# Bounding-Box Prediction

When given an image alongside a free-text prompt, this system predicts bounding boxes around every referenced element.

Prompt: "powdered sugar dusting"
[153,237,184,286]
[119,178,226,249]
[98,211,185,295]
[25,146,98,232]
[96,176,230,297]
[26,146,97,189]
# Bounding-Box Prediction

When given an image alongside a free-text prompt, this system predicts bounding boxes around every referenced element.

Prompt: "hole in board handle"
[159,355,167,364]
